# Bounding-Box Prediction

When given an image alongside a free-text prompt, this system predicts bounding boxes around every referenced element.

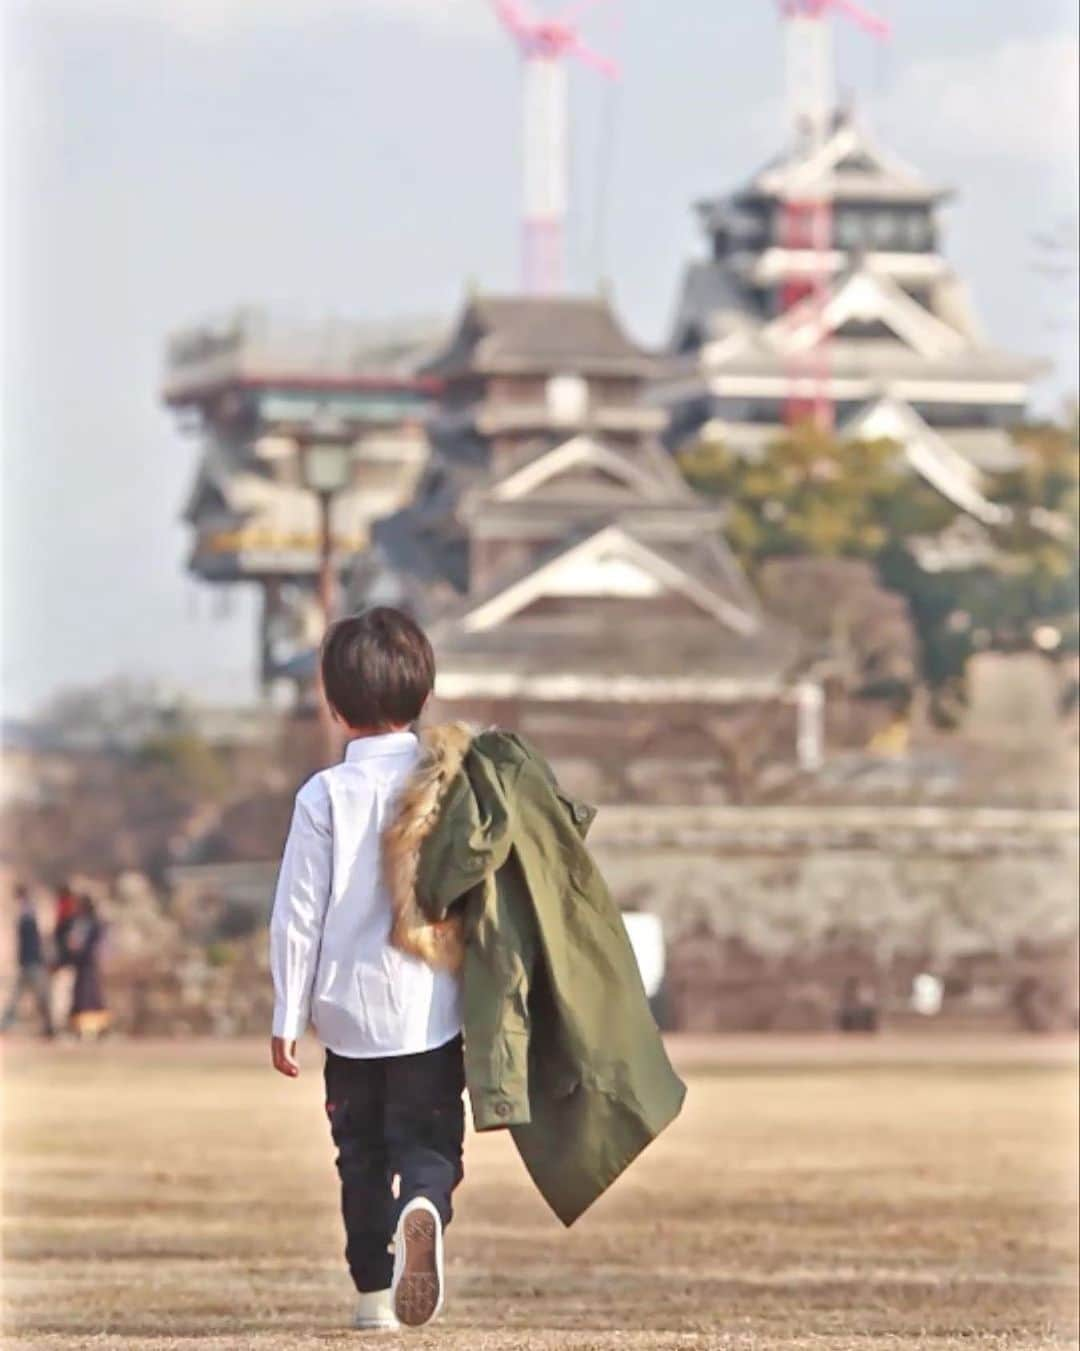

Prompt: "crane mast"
[493,0,619,295]
[777,0,890,431]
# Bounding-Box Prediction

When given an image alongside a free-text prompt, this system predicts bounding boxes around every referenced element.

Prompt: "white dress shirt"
[269,731,462,1058]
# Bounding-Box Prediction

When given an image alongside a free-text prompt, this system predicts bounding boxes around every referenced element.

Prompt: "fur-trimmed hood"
[382,722,476,972]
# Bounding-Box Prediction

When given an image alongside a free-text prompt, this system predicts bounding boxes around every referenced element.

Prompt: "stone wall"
[588,806,1079,1032]
[49,806,1074,1039]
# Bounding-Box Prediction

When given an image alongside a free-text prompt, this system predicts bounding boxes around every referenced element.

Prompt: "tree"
[991,416,1079,651]
[34,678,172,753]
[880,416,1079,710]
[680,425,945,700]
[757,557,917,702]
[681,417,1080,705]
[679,424,952,565]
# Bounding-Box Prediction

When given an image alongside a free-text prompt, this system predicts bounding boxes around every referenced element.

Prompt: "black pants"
[324,1035,466,1293]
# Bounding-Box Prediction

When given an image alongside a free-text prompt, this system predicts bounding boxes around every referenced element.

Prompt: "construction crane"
[778,0,890,431]
[493,0,620,296]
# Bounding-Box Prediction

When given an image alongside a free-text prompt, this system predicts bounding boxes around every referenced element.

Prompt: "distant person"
[66,895,110,1039]
[50,882,80,1032]
[0,884,55,1038]
[838,977,880,1033]
[52,883,79,967]
[270,607,684,1332]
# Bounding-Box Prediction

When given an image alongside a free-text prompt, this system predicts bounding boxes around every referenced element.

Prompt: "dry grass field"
[1,1036,1077,1350]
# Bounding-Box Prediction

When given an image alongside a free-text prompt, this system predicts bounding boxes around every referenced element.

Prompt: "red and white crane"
[778,0,890,431]
[493,0,620,296]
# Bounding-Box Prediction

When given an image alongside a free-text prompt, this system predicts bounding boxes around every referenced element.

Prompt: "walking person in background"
[52,882,79,967]
[49,882,79,1032]
[67,895,110,1040]
[1,884,55,1038]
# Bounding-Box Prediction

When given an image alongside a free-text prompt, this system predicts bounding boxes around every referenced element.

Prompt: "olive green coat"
[382,723,686,1227]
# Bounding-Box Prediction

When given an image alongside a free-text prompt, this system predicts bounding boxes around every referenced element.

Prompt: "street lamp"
[301,439,353,625]
[298,433,354,764]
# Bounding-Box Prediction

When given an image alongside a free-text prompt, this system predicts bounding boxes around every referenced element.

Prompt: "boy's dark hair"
[320,607,435,730]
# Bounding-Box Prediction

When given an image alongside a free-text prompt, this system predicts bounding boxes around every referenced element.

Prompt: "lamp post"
[299,433,354,765]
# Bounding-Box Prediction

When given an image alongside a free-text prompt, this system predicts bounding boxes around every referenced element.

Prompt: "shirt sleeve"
[269,784,332,1041]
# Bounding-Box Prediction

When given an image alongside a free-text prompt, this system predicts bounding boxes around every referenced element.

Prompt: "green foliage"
[680,424,948,563]
[136,732,229,801]
[205,940,234,968]
[988,418,1080,650]
[680,417,1080,690]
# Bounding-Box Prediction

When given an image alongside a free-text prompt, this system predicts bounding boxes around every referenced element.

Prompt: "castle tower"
[357,293,812,803]
[162,309,442,691]
[657,110,1044,522]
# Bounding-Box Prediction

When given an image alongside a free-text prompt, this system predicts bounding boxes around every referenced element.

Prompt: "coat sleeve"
[417,748,537,1132]
[463,884,538,1132]
[465,758,540,1134]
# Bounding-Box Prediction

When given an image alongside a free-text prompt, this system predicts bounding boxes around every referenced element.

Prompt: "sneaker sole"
[393,1210,441,1327]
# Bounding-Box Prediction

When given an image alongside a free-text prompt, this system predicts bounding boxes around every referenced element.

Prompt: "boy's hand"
[271,1036,300,1078]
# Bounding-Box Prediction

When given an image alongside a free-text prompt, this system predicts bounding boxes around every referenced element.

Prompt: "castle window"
[871,211,898,247]
[835,211,863,249]
[546,374,589,426]
[904,212,932,250]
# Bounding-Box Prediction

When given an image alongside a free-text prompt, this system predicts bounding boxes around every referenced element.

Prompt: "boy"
[270,607,463,1332]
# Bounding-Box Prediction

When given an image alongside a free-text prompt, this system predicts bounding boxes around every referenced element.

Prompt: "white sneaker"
[352,1287,398,1331]
[391,1197,444,1328]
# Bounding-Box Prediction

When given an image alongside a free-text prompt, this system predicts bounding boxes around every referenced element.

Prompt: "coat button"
[495,1101,511,1118]
[573,804,589,822]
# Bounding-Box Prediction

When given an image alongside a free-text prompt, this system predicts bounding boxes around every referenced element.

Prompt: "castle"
[162,110,1039,797]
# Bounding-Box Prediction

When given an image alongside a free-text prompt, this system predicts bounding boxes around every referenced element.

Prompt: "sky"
[1,0,1077,717]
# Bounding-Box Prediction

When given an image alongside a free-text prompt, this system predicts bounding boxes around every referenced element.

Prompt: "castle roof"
[429,523,796,691]
[371,422,717,609]
[422,294,656,381]
[841,398,1008,525]
[664,260,1043,395]
[163,309,444,405]
[699,112,948,225]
